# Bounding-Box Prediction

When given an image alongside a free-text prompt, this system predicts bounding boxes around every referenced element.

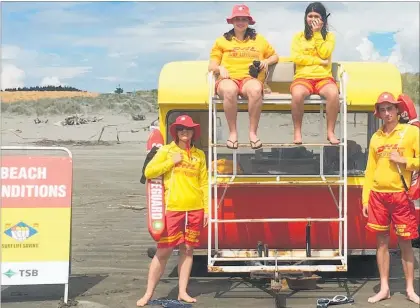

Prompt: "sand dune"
[1,91,99,103]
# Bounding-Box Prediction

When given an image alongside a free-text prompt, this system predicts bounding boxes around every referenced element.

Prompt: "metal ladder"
[206,67,349,274]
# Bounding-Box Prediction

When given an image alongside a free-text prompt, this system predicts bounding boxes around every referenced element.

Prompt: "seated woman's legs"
[217,79,239,148]
[241,79,263,148]
[291,85,311,144]
[319,84,340,144]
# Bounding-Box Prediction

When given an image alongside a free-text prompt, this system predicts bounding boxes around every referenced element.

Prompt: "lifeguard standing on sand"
[136,115,208,306]
[362,92,420,305]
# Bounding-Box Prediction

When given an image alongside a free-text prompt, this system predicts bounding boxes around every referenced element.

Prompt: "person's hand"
[218,66,229,79]
[311,18,323,32]
[259,59,269,71]
[320,59,330,66]
[362,206,368,218]
[389,151,406,165]
[172,152,183,164]
[203,213,208,228]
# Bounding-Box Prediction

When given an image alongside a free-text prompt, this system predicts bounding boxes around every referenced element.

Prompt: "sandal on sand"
[250,139,263,149]
[226,139,238,149]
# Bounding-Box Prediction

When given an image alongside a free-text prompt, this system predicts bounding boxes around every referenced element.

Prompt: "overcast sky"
[2,1,419,93]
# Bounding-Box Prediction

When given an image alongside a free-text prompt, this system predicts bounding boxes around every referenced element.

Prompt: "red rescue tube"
[398,94,420,200]
[146,129,166,241]
[398,93,419,124]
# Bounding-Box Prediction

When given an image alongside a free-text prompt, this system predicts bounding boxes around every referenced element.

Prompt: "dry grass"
[0,91,99,103]
[1,91,158,116]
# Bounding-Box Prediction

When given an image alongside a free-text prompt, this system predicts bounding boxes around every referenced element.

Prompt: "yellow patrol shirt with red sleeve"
[362,123,420,207]
[291,31,335,80]
[144,142,208,213]
[210,33,277,82]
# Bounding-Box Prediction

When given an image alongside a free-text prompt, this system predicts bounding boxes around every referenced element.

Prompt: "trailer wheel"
[274,293,286,308]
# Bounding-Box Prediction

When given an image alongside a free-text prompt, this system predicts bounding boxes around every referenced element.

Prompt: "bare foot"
[367,289,390,303]
[178,293,197,303]
[228,133,238,143]
[293,131,302,144]
[407,290,420,304]
[136,293,153,307]
[327,133,340,145]
[249,132,258,143]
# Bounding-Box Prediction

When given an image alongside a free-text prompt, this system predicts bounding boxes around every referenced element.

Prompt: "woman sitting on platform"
[208,4,279,150]
[290,2,340,145]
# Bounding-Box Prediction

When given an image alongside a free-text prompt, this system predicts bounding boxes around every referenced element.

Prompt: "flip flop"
[327,138,340,145]
[250,139,263,149]
[226,139,238,149]
[293,141,303,145]
[148,299,193,308]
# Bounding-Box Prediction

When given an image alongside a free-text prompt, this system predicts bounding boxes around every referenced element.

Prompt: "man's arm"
[144,148,175,179]
[406,127,419,171]
[199,153,209,214]
[362,141,377,207]
[390,127,419,171]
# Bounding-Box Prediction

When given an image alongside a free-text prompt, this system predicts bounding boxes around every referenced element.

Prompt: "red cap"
[169,115,201,141]
[226,4,256,25]
[374,92,399,118]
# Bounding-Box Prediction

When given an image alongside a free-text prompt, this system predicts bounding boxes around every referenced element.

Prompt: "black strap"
[140,146,160,184]
[400,173,410,192]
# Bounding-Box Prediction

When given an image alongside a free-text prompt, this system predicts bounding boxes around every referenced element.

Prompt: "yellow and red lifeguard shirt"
[291,31,336,80]
[210,33,277,82]
[145,142,208,213]
[362,123,420,207]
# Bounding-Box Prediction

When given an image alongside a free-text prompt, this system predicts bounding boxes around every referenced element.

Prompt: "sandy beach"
[1,110,418,308]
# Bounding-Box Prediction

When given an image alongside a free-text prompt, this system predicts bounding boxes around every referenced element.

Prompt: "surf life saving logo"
[4,222,38,242]
[3,269,16,278]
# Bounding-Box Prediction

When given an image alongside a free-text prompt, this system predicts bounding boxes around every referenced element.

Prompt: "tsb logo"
[20,269,38,277]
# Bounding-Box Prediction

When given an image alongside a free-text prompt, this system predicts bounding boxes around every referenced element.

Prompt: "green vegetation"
[1,72,418,117]
[401,73,419,106]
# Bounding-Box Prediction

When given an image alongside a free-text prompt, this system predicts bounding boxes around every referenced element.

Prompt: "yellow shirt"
[145,142,208,213]
[291,31,335,80]
[362,123,420,207]
[210,33,277,82]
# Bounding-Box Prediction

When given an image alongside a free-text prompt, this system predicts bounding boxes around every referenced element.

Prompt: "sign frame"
[1,146,73,304]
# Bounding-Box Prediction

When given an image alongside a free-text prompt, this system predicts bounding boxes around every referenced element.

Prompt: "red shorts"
[366,191,419,240]
[157,209,204,248]
[215,77,263,95]
[290,77,337,95]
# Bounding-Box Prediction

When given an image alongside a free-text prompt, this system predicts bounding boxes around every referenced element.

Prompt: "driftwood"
[95,125,140,144]
[131,114,146,121]
[56,114,104,126]
[34,118,49,124]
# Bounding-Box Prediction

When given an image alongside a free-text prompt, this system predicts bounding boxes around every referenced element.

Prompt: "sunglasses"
[316,295,354,307]
[176,126,194,132]
[233,17,250,22]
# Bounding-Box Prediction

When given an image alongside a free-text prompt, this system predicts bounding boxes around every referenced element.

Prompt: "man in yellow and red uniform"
[136,115,208,306]
[362,92,419,305]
